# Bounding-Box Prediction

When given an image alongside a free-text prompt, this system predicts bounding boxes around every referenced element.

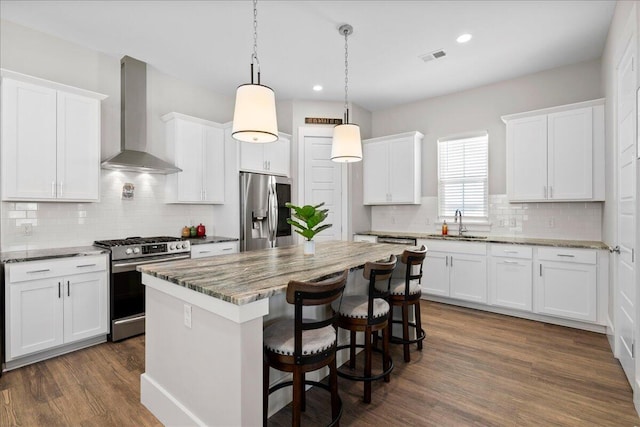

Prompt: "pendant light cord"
[343,27,349,123]
[251,0,261,84]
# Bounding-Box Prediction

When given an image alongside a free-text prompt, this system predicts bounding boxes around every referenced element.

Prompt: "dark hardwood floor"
[1,301,638,426]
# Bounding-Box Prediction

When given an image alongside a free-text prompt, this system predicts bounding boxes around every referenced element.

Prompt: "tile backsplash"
[1,170,215,252]
[371,195,602,241]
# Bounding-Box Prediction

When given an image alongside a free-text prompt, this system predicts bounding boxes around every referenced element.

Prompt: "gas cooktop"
[94,236,183,247]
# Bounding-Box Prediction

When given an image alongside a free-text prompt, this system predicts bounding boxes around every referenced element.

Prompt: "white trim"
[501,98,605,123]
[141,374,207,427]
[0,68,108,100]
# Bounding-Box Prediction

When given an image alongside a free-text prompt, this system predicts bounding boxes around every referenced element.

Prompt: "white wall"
[0,20,237,251]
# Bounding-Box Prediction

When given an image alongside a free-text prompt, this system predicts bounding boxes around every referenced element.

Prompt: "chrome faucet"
[454,209,467,236]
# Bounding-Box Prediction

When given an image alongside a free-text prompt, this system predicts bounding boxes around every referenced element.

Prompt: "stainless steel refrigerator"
[240,172,294,252]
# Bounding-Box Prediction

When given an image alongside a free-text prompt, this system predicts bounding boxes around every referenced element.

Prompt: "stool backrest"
[286,270,348,361]
[401,245,427,296]
[363,254,397,322]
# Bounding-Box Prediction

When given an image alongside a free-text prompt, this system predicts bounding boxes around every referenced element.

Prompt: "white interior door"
[299,127,346,242]
[616,30,636,387]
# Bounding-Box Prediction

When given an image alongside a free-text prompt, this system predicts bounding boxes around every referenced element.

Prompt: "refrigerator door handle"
[267,178,278,247]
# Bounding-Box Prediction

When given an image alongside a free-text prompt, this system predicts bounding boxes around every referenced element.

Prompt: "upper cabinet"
[239,133,291,177]
[502,99,604,202]
[1,70,107,202]
[162,113,226,204]
[363,131,423,205]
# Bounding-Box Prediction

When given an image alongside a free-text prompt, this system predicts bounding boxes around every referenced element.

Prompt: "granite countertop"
[357,231,610,250]
[1,246,110,263]
[183,236,239,245]
[138,240,410,306]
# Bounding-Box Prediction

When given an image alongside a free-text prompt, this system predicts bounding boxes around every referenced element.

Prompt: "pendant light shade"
[232,0,278,144]
[232,83,278,143]
[331,24,362,163]
[331,123,362,162]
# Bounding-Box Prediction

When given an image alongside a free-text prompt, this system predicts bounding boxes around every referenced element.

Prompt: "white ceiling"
[0,0,615,112]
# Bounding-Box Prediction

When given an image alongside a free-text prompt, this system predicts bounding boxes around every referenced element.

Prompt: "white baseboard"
[606,315,617,357]
[141,373,206,427]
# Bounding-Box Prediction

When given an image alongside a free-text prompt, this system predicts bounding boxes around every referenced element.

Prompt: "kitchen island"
[138,240,407,426]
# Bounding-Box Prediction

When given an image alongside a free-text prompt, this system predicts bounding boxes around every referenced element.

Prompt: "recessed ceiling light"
[313,85,323,92]
[456,33,472,44]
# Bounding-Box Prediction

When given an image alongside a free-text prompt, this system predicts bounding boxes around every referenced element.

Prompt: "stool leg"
[292,367,303,427]
[415,300,424,351]
[349,330,357,369]
[263,358,269,427]
[364,328,372,403]
[383,321,391,382]
[301,372,306,412]
[330,356,340,426]
[402,302,410,362]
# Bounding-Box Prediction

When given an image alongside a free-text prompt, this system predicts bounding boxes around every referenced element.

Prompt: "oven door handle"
[112,254,191,273]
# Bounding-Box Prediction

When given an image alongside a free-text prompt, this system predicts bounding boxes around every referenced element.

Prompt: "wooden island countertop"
[138,240,407,305]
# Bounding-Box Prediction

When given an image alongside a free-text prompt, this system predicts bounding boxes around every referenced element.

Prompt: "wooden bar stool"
[378,245,427,362]
[332,255,396,403]
[263,269,348,427]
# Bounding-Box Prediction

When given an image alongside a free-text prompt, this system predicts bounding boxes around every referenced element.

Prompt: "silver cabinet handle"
[549,186,553,198]
[58,282,61,298]
[198,250,212,254]
[503,250,519,254]
[445,255,448,267]
[67,280,70,297]
[76,264,96,268]
[222,247,233,251]
[539,264,542,276]
[503,260,519,265]
[450,256,453,267]
[27,269,50,274]
[557,254,575,258]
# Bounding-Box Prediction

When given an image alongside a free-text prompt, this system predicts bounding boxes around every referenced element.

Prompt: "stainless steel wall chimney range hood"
[101,56,181,174]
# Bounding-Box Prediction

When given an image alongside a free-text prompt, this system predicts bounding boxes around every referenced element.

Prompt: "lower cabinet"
[489,245,533,311]
[534,247,597,322]
[5,255,108,361]
[191,241,239,259]
[418,239,487,303]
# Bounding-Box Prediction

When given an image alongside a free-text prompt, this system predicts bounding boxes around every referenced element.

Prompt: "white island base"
[140,274,268,426]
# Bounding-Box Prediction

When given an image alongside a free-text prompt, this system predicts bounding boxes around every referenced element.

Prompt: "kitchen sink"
[428,234,488,240]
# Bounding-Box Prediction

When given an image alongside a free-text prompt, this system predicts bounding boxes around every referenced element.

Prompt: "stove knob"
[133,247,140,254]
[170,244,175,250]
[179,243,185,249]
[125,248,133,255]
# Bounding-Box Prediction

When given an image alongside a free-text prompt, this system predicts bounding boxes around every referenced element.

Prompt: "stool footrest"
[335,343,394,381]
[389,320,426,345]
[268,380,343,427]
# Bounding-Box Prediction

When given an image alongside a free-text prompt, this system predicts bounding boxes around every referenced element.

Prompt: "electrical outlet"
[548,217,555,228]
[184,304,192,328]
[22,223,32,236]
[509,218,516,227]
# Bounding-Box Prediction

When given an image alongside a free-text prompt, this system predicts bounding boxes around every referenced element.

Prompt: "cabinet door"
[1,79,58,200]
[449,253,487,303]
[535,261,597,322]
[63,272,108,343]
[8,278,63,359]
[506,115,547,201]
[489,258,532,311]
[421,251,450,297]
[202,125,225,203]
[388,137,417,203]
[176,119,205,202]
[191,242,239,259]
[239,141,265,173]
[547,107,592,200]
[56,91,101,201]
[363,141,389,204]
[265,136,290,177]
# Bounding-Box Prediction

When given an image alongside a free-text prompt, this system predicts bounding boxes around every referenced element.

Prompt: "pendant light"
[232,0,278,143]
[331,24,362,163]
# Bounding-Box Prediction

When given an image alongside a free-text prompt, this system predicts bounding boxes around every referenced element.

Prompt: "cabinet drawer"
[419,239,487,255]
[490,244,532,259]
[191,242,239,259]
[8,255,107,283]
[537,247,596,264]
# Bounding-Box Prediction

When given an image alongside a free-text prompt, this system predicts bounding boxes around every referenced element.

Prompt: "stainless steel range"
[94,236,191,341]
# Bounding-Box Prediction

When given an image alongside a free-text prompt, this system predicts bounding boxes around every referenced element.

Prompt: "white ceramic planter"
[304,240,315,256]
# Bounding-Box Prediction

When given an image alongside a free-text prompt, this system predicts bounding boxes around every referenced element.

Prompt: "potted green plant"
[285,202,332,255]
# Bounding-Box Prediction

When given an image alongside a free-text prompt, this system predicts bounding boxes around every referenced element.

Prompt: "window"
[437,133,488,220]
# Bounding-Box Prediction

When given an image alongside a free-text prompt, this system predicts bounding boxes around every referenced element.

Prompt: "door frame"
[297,126,349,241]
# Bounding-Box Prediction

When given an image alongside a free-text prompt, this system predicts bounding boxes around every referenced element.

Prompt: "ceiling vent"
[420,49,447,63]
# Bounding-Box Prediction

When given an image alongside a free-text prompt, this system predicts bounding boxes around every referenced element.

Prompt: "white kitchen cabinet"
[190,241,239,259]
[5,255,109,361]
[418,239,487,303]
[163,113,226,204]
[503,99,604,202]
[1,70,106,202]
[489,245,533,311]
[534,247,597,322]
[363,131,422,205]
[239,133,291,177]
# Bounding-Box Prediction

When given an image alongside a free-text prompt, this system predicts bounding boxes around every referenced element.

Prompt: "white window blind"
[438,133,488,219]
